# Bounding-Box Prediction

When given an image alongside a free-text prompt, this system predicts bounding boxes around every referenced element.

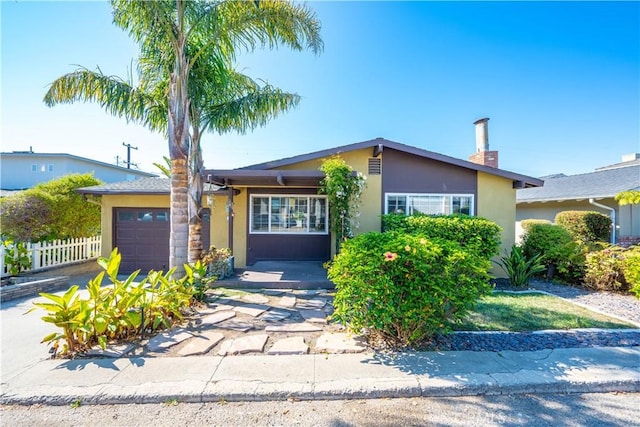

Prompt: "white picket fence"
[1,235,102,277]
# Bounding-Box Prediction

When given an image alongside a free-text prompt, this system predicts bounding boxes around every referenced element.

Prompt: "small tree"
[319,156,366,253]
[0,193,54,242]
[31,174,102,239]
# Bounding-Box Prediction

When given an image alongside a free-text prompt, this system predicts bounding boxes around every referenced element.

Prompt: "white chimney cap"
[622,153,640,162]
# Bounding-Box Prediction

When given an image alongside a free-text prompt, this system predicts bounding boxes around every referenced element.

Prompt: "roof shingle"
[517,165,640,203]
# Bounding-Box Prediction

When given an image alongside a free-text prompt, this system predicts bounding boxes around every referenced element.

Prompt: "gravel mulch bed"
[421,330,640,352]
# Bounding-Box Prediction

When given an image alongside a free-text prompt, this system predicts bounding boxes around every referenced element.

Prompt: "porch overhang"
[203,169,326,187]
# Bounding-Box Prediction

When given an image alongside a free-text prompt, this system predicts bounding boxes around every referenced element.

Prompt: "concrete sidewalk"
[1,346,638,406]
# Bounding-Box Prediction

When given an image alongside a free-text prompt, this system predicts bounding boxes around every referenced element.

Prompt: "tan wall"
[276,148,382,258]
[209,194,229,249]
[516,200,613,222]
[477,172,516,278]
[208,191,249,267]
[99,194,169,257]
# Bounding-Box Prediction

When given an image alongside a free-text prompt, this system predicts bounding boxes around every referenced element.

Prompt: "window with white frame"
[31,164,38,172]
[250,195,328,234]
[385,193,474,216]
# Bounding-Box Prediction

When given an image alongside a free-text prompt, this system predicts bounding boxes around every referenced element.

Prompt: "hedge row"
[381,214,502,260]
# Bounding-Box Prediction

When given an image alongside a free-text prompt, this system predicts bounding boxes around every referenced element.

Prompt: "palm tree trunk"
[169,156,188,274]
[188,126,204,263]
[168,0,190,275]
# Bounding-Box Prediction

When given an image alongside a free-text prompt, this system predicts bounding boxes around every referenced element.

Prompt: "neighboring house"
[78,119,542,275]
[516,154,640,245]
[0,150,156,190]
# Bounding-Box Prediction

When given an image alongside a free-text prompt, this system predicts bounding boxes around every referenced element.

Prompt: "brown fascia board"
[204,169,326,187]
[76,189,168,195]
[76,188,224,196]
[238,137,543,188]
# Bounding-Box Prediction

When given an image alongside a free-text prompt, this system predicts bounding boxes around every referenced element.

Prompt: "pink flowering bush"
[328,232,492,347]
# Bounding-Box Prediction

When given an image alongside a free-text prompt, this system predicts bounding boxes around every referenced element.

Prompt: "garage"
[114,208,170,273]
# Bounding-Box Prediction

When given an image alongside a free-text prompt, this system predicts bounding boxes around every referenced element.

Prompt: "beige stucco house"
[80,128,542,276]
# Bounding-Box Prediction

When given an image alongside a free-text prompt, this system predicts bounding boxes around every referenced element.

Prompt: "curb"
[2,378,638,406]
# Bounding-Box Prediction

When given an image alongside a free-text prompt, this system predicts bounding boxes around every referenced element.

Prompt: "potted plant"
[292,211,306,227]
[200,246,233,279]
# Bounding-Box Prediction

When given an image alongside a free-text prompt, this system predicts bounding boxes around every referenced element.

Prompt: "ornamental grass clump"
[328,232,492,347]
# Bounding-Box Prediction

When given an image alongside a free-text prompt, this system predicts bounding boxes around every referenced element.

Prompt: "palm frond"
[188,0,323,68]
[43,67,166,133]
[202,85,300,135]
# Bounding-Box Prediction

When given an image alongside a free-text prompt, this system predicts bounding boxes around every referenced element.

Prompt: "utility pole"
[122,142,138,169]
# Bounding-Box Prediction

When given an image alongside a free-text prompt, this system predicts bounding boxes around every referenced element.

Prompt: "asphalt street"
[2,393,638,426]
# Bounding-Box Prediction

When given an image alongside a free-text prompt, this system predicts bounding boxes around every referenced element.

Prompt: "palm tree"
[44,0,323,272]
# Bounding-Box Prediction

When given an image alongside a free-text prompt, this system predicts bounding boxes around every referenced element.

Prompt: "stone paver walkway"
[108,288,361,359]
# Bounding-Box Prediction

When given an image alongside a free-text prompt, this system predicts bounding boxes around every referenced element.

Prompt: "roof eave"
[203,169,326,187]
[517,194,617,204]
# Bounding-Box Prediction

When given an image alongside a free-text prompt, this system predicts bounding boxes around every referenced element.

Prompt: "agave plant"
[497,245,546,288]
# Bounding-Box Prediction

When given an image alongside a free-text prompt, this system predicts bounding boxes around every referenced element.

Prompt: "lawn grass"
[453,292,636,332]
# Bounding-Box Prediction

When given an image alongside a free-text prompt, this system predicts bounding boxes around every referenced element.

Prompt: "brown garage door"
[114,208,212,274]
[114,208,170,274]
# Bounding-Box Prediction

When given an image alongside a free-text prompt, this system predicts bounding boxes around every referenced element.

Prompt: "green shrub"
[0,173,102,242]
[521,223,581,281]
[319,156,366,252]
[328,232,492,347]
[584,246,640,297]
[497,245,546,288]
[183,260,215,302]
[555,211,611,244]
[381,214,501,261]
[625,249,640,298]
[2,238,31,275]
[520,219,551,232]
[0,193,54,242]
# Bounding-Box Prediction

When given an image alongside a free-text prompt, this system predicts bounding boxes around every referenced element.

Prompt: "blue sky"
[2,1,639,178]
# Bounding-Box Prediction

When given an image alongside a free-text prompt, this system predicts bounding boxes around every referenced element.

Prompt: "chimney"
[469,117,499,168]
[622,153,640,162]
